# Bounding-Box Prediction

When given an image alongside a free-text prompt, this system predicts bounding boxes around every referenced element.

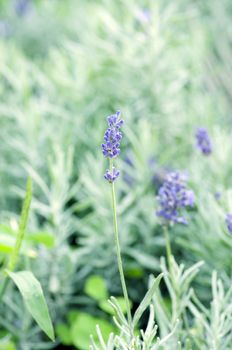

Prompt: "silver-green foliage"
[91,259,232,350]
[0,0,232,348]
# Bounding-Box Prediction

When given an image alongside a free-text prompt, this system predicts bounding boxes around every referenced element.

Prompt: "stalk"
[163,225,172,270]
[110,159,132,328]
[0,178,32,303]
[163,225,179,295]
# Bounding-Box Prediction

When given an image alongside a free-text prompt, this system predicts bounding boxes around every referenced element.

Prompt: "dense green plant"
[0,0,232,349]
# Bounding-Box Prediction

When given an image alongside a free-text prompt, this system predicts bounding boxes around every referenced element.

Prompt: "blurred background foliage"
[0,0,232,349]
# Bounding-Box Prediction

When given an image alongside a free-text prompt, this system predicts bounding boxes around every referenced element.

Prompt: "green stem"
[8,178,32,272]
[163,225,180,299]
[0,278,9,302]
[110,160,132,328]
[163,225,172,270]
[0,178,32,303]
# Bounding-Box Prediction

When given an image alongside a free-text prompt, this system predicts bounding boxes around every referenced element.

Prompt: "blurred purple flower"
[0,21,11,38]
[195,127,212,155]
[225,213,232,234]
[150,161,173,190]
[214,191,221,201]
[156,171,194,225]
[14,0,31,16]
[136,9,151,23]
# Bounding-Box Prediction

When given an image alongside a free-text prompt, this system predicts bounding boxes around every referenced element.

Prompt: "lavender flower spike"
[225,213,232,234]
[195,127,212,155]
[102,111,123,182]
[156,171,194,225]
[104,167,120,183]
[101,111,123,159]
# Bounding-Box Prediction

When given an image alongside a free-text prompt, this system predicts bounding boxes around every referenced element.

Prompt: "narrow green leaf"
[126,248,160,270]
[132,273,163,328]
[7,270,54,341]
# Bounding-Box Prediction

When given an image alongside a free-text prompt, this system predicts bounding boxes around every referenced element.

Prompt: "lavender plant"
[152,257,204,347]
[195,127,212,156]
[1,1,232,349]
[156,172,194,225]
[156,171,194,268]
[188,272,232,350]
[154,170,202,348]
[101,111,132,327]
[225,213,232,234]
[91,112,180,349]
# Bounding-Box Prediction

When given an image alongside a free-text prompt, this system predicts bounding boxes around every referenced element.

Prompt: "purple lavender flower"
[102,111,123,182]
[156,171,194,225]
[104,167,120,183]
[14,0,30,16]
[225,213,232,234]
[195,127,212,155]
[0,21,11,38]
[214,191,221,201]
[136,9,151,23]
[101,111,123,159]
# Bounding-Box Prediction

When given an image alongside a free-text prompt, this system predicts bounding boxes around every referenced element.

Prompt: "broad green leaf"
[27,231,55,248]
[70,312,115,350]
[0,224,55,249]
[84,275,108,301]
[0,234,35,257]
[132,273,163,328]
[56,323,72,345]
[0,224,16,235]
[0,234,15,253]
[0,341,16,350]
[100,297,132,315]
[0,331,16,350]
[7,270,54,341]
[125,266,144,278]
[68,310,79,324]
